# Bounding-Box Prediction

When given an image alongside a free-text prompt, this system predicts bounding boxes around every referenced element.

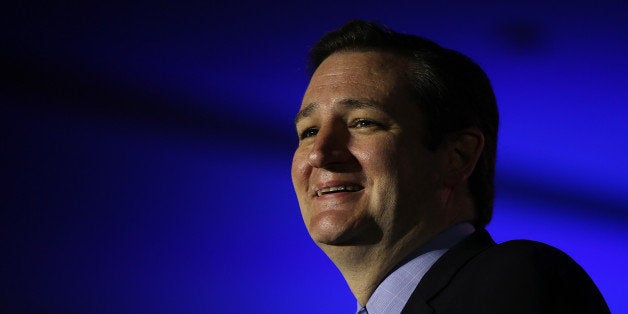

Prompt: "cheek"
[353,138,401,174]
[352,134,396,158]
[352,138,402,198]
[291,151,312,223]
[291,149,312,199]
[397,147,440,204]
[291,149,307,180]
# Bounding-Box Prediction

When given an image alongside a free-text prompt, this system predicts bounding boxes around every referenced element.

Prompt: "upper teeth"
[316,185,362,197]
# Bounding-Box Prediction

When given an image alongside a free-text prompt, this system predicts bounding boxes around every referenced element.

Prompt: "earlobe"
[442,128,485,187]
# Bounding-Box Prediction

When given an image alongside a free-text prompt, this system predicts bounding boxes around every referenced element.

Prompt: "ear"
[438,128,485,188]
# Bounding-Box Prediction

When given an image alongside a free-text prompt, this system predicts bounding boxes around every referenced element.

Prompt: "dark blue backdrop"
[2,1,627,313]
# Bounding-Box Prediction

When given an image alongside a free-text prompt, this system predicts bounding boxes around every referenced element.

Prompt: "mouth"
[315,185,364,197]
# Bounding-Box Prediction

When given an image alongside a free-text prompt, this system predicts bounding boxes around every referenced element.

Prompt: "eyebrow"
[294,98,384,125]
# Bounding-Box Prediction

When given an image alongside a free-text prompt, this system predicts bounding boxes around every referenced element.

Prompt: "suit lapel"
[401,229,495,313]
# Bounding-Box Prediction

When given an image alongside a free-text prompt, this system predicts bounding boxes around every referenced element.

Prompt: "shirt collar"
[356,223,475,314]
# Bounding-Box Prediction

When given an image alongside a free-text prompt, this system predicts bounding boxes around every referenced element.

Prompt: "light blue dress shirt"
[356,223,475,314]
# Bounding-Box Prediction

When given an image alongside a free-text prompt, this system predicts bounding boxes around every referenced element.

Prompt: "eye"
[299,127,319,139]
[352,119,380,128]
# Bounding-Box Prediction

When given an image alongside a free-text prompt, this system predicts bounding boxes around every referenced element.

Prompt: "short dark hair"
[308,20,499,228]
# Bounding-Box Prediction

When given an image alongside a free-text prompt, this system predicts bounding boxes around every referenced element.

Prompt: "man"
[291,20,609,313]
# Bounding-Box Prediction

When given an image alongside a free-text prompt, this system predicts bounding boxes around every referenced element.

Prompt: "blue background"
[2,1,627,313]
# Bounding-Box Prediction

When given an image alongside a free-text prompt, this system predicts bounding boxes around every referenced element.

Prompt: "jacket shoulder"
[426,235,609,313]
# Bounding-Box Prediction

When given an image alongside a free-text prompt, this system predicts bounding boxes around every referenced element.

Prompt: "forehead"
[302,51,413,108]
[305,51,410,97]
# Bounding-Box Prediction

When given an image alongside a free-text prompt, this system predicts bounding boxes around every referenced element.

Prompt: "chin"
[309,214,383,246]
[308,219,350,245]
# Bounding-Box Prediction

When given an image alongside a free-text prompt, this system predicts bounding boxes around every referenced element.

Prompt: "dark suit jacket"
[401,229,609,313]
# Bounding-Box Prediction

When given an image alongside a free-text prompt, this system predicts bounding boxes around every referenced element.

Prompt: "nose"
[308,122,352,169]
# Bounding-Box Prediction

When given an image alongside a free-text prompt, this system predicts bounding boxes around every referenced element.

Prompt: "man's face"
[291,51,444,247]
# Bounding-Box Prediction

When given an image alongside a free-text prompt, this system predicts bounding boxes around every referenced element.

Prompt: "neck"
[319,225,441,305]
[321,203,475,304]
[321,188,476,305]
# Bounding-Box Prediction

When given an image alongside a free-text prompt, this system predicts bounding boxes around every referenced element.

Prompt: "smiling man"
[291,20,608,313]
